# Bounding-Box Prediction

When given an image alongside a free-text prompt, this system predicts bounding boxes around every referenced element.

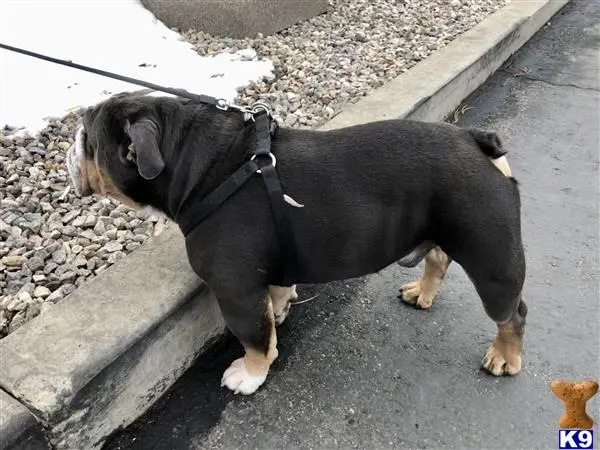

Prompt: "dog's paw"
[481,343,521,376]
[399,279,433,309]
[400,279,422,303]
[221,358,267,395]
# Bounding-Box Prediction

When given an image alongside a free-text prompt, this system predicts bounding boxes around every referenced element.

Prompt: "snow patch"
[0,0,273,135]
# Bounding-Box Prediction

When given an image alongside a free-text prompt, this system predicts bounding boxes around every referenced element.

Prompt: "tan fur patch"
[269,285,298,325]
[482,322,522,376]
[400,246,451,309]
[242,298,278,376]
[492,155,512,177]
[83,157,141,209]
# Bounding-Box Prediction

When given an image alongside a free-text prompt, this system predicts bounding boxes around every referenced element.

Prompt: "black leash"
[0,42,241,110]
[1,41,300,286]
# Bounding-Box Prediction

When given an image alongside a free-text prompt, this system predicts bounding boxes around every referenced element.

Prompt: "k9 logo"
[558,430,594,449]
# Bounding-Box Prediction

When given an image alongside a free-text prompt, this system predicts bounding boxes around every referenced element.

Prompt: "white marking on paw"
[400,279,422,302]
[74,126,85,160]
[221,358,267,395]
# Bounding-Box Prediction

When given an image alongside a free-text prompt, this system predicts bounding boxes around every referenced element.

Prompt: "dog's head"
[67,92,248,218]
[67,92,173,211]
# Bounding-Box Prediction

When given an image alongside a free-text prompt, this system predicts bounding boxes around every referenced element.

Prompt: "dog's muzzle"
[67,126,90,197]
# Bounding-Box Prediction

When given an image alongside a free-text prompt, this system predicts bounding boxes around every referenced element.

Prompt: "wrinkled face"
[66,93,166,210]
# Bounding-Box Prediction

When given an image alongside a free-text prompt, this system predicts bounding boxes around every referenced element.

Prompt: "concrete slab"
[140,0,329,38]
[0,226,225,449]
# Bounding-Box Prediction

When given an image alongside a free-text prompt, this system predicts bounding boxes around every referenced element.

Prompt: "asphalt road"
[104,1,599,448]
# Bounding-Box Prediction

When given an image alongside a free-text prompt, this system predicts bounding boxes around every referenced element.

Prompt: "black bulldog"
[67,92,527,395]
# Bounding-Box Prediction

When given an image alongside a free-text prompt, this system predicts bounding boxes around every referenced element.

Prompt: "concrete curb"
[0,0,569,448]
[0,226,225,449]
[320,0,570,129]
[0,390,48,450]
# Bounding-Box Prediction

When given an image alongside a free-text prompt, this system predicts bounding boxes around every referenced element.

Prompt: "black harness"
[176,107,300,286]
[0,42,301,287]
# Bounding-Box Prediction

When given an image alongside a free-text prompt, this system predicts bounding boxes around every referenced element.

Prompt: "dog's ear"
[122,118,165,180]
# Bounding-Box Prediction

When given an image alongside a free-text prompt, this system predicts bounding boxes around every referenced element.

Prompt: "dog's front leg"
[217,287,278,395]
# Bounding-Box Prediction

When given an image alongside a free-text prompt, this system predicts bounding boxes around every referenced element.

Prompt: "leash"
[0,42,249,112]
[1,42,301,286]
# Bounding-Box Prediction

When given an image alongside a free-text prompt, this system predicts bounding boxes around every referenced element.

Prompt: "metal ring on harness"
[249,102,272,121]
[250,152,276,174]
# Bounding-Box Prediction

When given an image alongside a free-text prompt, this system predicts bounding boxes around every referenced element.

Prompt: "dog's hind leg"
[459,248,527,376]
[399,246,451,309]
[481,297,527,375]
[474,268,527,375]
[217,286,278,395]
[399,151,514,311]
[269,285,298,326]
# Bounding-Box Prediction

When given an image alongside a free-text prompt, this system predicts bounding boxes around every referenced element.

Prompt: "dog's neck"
[153,104,255,226]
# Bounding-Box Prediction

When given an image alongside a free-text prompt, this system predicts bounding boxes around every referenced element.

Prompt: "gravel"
[0,0,507,338]
[183,0,509,128]
[0,114,171,337]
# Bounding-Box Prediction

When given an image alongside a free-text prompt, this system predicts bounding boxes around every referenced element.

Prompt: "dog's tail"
[467,129,507,159]
[468,128,512,178]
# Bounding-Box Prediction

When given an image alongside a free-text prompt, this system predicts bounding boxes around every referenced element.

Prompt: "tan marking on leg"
[482,322,522,376]
[221,297,278,395]
[269,285,298,326]
[243,298,278,376]
[400,246,451,309]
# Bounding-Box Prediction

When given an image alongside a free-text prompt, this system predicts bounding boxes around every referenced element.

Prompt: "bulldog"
[67,91,527,395]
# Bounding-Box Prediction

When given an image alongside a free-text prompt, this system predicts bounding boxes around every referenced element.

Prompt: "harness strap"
[260,162,299,286]
[178,159,260,234]
[0,42,299,285]
[252,113,299,286]
[179,111,299,286]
